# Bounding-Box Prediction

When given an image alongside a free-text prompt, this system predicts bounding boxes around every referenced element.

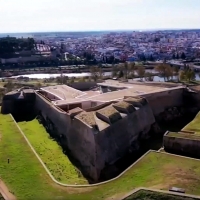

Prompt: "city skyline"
[0,0,200,33]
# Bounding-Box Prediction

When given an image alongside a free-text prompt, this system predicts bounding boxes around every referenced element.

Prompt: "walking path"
[0,179,16,200]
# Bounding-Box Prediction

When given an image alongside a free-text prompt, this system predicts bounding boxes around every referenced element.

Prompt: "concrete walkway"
[0,179,16,200]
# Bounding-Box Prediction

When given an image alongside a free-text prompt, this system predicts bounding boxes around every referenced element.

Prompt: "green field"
[2,114,200,200]
[183,112,200,135]
[123,190,199,200]
[18,119,88,185]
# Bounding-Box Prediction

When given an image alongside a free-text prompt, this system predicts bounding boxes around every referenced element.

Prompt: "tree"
[181,52,186,60]
[56,74,69,84]
[118,69,124,78]
[127,62,137,78]
[173,66,179,81]
[165,65,173,81]
[0,89,5,103]
[124,62,128,79]
[186,69,195,82]
[137,66,145,81]
[179,69,195,82]
[144,72,154,81]
[35,82,42,89]
[111,64,118,78]
[4,80,15,92]
[155,63,173,81]
[179,70,185,81]
[90,66,104,82]
[149,55,154,61]
[117,63,125,79]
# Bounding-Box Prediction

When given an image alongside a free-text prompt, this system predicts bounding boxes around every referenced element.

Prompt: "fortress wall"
[143,87,184,116]
[94,103,155,175]
[186,87,200,109]
[1,100,14,114]
[67,118,98,182]
[35,92,98,182]
[35,93,71,139]
[81,101,92,110]
[85,101,112,112]
[164,135,200,156]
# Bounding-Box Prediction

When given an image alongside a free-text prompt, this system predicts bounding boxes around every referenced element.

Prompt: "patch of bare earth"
[0,179,16,200]
[106,192,126,200]
[151,165,200,191]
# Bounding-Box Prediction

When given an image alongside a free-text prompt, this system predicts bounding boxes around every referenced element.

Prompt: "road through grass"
[18,119,87,185]
[2,114,200,200]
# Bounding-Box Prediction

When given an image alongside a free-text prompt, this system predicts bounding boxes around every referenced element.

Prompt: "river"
[2,70,200,82]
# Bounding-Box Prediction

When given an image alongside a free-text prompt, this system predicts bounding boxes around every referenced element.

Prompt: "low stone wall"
[164,133,200,156]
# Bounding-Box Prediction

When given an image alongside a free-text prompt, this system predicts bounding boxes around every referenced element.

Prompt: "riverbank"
[0,64,156,78]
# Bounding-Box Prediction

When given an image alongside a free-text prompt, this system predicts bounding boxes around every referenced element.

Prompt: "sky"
[0,0,200,33]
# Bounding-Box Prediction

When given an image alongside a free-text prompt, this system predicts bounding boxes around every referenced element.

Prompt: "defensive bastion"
[2,82,200,182]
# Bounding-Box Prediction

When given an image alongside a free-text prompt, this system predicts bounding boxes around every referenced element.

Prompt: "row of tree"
[88,62,197,83]
[34,61,198,83]
[0,37,35,58]
[172,52,186,60]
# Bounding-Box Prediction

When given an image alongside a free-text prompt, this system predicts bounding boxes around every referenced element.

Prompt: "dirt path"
[0,179,16,200]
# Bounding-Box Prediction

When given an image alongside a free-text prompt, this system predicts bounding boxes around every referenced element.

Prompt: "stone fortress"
[2,80,200,183]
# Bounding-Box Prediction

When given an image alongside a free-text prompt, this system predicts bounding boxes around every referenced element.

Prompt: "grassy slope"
[18,119,87,185]
[2,115,200,199]
[167,112,200,139]
[183,112,200,135]
[124,190,199,200]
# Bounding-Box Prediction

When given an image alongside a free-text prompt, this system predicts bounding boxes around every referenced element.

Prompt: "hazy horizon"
[0,0,200,33]
[1,28,200,35]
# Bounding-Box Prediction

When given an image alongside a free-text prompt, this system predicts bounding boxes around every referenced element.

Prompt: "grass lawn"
[123,190,199,200]
[18,119,88,185]
[183,112,200,135]
[2,114,200,199]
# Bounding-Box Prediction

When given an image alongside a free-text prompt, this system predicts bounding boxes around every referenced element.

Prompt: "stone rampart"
[35,92,98,182]
[142,87,185,116]
[67,117,98,182]
[94,102,155,176]
[35,93,71,139]
[1,89,36,116]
